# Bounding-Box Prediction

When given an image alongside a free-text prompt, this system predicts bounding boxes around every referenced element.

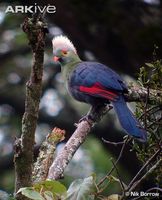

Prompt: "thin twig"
[148,117,162,129]
[146,187,162,193]
[102,138,126,146]
[126,149,161,192]
[144,86,149,129]
[129,158,162,192]
[97,136,129,187]
[138,105,160,120]
[111,160,126,191]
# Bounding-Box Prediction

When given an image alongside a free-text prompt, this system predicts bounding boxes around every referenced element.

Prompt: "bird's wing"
[70,62,127,101]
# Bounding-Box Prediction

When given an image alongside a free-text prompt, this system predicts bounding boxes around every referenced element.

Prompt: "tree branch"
[126,148,161,192]
[97,137,129,188]
[14,16,47,199]
[47,104,109,180]
[33,127,65,183]
[126,85,162,105]
[129,158,162,193]
[48,120,91,180]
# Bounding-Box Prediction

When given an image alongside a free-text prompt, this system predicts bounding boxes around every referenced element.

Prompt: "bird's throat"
[61,60,81,82]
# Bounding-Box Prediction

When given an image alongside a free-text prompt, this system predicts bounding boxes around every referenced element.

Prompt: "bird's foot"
[79,114,95,123]
[107,105,113,111]
[74,114,94,127]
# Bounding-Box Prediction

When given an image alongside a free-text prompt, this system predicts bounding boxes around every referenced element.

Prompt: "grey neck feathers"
[61,58,81,82]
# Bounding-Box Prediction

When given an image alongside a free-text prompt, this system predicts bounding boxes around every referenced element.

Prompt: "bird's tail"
[112,96,147,142]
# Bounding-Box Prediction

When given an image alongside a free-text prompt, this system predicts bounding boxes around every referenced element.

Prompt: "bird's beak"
[53,56,60,62]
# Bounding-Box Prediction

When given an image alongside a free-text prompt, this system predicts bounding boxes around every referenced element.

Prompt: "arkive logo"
[5,3,56,14]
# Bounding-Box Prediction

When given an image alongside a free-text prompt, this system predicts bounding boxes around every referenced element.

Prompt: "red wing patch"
[79,82,118,101]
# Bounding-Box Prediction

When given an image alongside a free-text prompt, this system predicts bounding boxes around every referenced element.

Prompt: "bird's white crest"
[52,35,77,54]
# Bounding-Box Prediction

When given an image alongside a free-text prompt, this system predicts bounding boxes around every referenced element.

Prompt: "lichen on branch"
[126,85,162,105]
[33,127,65,183]
[14,16,48,200]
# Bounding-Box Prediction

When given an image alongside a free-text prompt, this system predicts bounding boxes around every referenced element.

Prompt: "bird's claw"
[74,115,94,127]
[80,114,95,123]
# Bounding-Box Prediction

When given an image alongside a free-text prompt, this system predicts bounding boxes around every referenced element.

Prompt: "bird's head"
[52,35,80,66]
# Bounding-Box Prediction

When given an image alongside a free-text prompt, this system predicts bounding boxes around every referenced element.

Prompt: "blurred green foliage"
[134,58,162,185]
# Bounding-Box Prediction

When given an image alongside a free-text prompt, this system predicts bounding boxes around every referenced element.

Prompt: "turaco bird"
[52,35,147,142]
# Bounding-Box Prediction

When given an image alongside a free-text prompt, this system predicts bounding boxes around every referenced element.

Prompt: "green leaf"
[65,176,96,200]
[17,187,44,200]
[9,198,16,200]
[90,173,96,181]
[44,191,54,200]
[109,175,127,189]
[107,194,121,200]
[34,180,67,197]
[145,63,154,68]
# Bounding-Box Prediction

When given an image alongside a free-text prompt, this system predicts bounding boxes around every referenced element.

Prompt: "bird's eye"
[61,50,68,55]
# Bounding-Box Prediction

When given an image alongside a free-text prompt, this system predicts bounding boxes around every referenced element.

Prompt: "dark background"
[0,0,161,194]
